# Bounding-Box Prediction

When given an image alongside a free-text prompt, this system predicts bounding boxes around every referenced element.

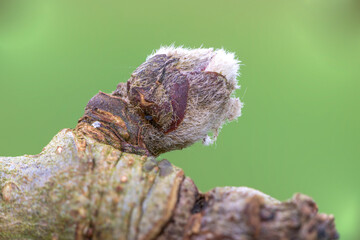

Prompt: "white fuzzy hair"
[147,45,241,90]
[143,46,243,151]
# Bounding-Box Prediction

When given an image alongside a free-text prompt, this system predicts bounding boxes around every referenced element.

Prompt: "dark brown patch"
[86,92,128,120]
[244,195,264,239]
[165,73,189,133]
[191,194,207,214]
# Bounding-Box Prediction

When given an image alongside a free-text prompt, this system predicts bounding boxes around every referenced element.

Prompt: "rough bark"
[0,129,339,240]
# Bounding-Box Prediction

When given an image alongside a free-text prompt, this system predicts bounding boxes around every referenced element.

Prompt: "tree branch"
[0,129,338,240]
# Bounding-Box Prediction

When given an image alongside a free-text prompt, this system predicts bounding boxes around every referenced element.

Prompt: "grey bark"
[0,129,339,240]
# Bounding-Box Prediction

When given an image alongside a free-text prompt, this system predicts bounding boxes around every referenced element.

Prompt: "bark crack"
[134,171,159,240]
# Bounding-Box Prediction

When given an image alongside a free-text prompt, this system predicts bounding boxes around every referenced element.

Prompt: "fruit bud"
[79,46,243,156]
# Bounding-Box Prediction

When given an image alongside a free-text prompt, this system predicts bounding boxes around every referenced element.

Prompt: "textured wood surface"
[0,129,338,240]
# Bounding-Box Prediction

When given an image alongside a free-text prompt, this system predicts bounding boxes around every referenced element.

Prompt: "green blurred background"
[0,0,359,238]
